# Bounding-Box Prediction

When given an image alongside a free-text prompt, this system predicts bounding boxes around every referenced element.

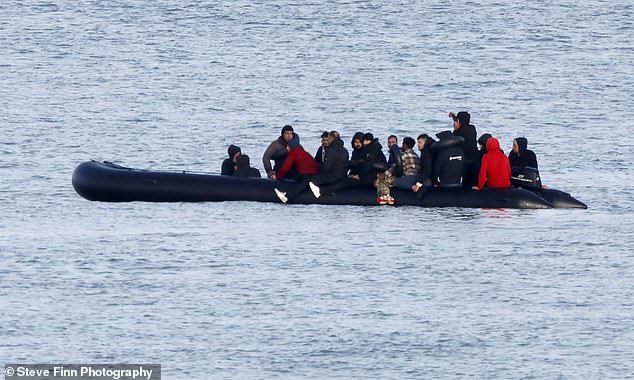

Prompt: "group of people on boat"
[221,111,542,204]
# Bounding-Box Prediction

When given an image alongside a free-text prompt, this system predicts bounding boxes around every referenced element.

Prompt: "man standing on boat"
[263,125,295,178]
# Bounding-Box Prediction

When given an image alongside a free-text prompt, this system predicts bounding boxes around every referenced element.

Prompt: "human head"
[416,134,429,151]
[287,135,300,151]
[281,125,294,143]
[235,154,250,168]
[228,144,241,161]
[486,137,502,153]
[513,137,528,155]
[351,132,364,150]
[320,131,329,146]
[452,111,471,130]
[363,132,374,146]
[402,137,415,151]
[327,131,340,144]
[387,135,398,147]
[477,133,492,151]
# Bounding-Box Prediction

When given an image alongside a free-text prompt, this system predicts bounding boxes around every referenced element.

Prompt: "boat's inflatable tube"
[72,161,586,209]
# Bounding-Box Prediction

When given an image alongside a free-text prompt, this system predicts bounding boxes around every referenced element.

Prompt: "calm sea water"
[2,1,634,378]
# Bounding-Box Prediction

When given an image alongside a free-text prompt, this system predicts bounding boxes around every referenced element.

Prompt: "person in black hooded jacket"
[449,111,478,187]
[348,132,366,176]
[233,154,261,178]
[311,133,387,197]
[221,144,241,176]
[274,131,349,203]
[509,137,538,173]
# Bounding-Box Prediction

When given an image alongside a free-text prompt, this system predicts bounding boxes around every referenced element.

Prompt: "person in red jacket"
[473,137,511,190]
[275,135,319,181]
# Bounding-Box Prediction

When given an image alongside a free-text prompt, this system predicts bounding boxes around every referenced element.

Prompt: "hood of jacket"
[486,137,502,153]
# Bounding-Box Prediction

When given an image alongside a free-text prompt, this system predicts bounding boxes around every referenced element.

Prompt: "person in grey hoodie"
[262,125,295,178]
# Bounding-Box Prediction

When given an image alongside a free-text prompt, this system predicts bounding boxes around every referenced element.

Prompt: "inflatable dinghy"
[72,161,587,209]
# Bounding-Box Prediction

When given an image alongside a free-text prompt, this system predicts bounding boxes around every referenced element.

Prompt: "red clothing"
[276,147,319,179]
[477,138,511,189]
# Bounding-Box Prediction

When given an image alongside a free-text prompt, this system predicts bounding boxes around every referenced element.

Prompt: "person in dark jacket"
[386,134,400,166]
[311,133,387,197]
[274,131,349,203]
[221,144,241,176]
[412,134,436,197]
[233,155,261,178]
[449,111,478,187]
[348,132,366,176]
[263,125,295,178]
[509,137,538,173]
[432,130,465,188]
[474,138,511,190]
[314,131,329,169]
[276,135,318,181]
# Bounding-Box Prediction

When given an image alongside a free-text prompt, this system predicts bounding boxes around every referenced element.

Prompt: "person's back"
[233,154,261,178]
[276,136,318,180]
[432,131,464,187]
[475,138,511,189]
[221,144,241,176]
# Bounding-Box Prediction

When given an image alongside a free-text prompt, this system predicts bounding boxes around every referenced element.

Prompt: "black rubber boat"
[72,161,587,209]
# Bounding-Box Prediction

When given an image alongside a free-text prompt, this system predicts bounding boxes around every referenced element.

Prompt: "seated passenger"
[473,137,511,190]
[275,135,318,181]
[263,125,295,178]
[233,155,261,178]
[432,131,465,188]
[221,144,241,176]
[386,134,400,166]
[376,137,421,204]
[274,131,349,203]
[314,131,329,169]
[412,134,436,198]
[348,132,366,176]
[311,132,387,197]
[508,137,541,189]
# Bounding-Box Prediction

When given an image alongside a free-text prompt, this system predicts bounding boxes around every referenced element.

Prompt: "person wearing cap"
[473,137,511,190]
[233,155,261,178]
[274,131,349,203]
[314,131,329,169]
[449,111,479,187]
[262,125,295,178]
[275,135,318,181]
[221,144,241,176]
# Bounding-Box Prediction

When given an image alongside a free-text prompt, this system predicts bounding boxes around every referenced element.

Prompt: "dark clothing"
[233,155,261,178]
[349,147,366,176]
[416,138,436,186]
[454,123,478,187]
[315,146,327,168]
[276,147,319,180]
[477,138,511,189]
[387,145,401,166]
[286,137,349,201]
[433,134,465,187]
[509,137,539,174]
[320,139,387,195]
[221,158,235,176]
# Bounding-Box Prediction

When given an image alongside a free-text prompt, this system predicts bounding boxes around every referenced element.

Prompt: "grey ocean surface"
[1,1,633,378]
